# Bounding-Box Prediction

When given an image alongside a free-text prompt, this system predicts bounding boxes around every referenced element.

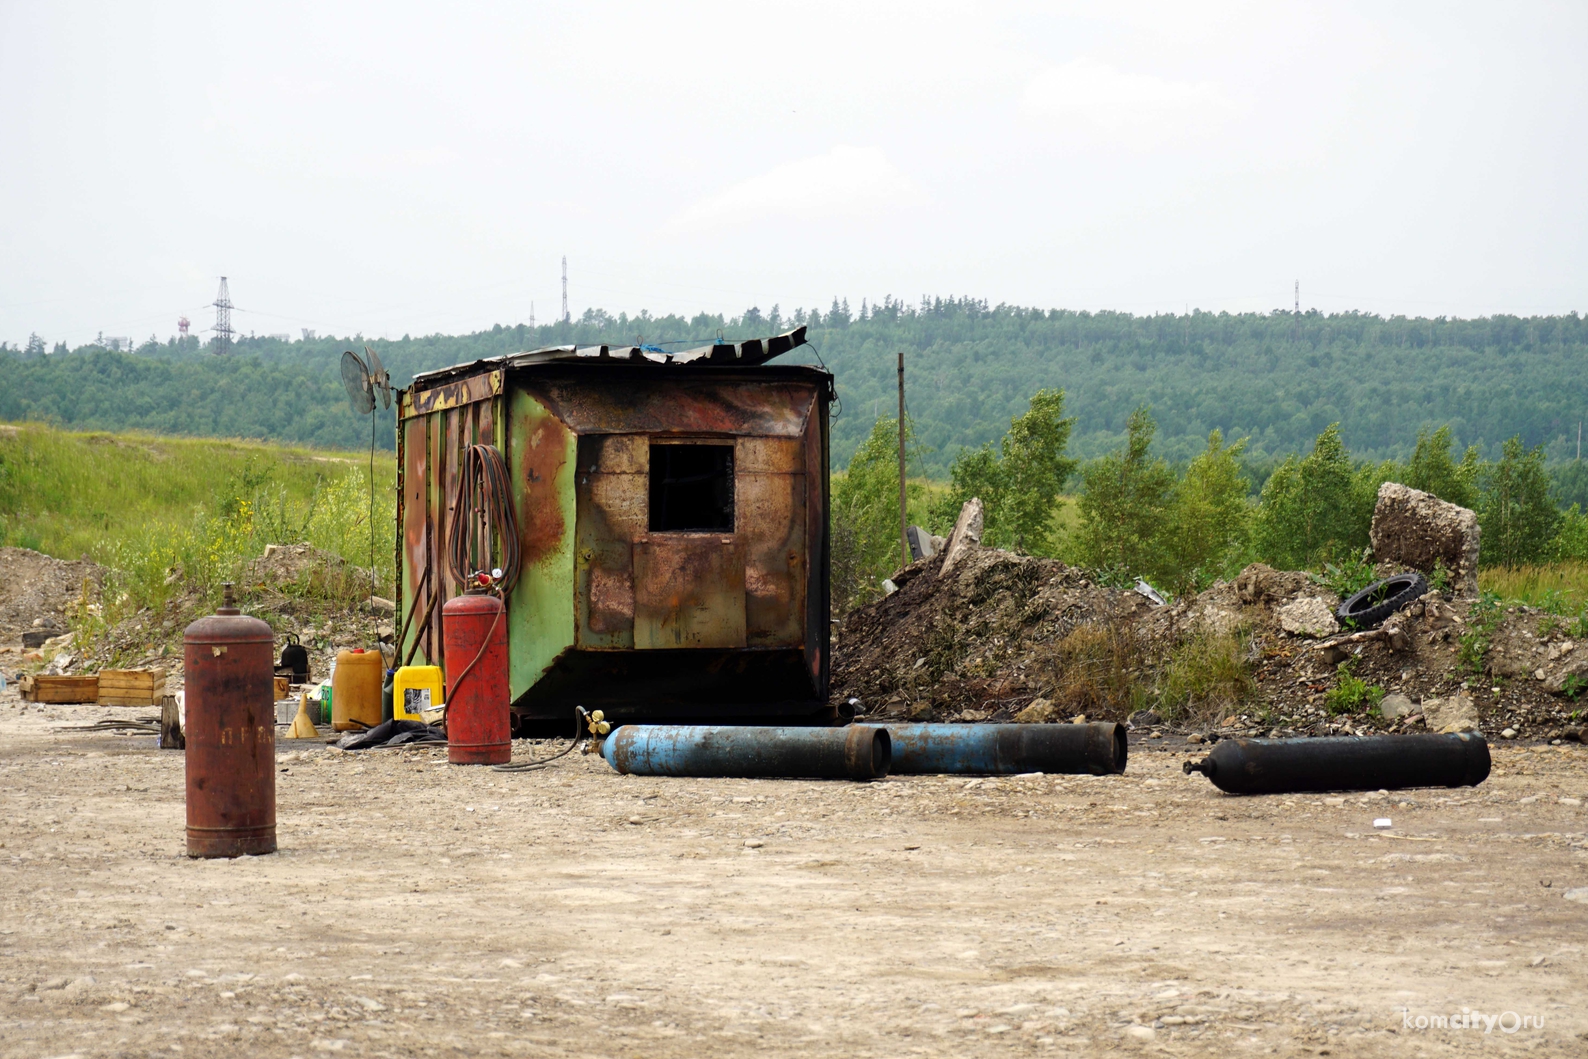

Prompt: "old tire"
[1336,573,1429,630]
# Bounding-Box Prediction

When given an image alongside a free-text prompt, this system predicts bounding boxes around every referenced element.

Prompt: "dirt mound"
[0,547,102,644]
[832,547,1120,721]
[246,543,354,583]
[834,543,1588,740]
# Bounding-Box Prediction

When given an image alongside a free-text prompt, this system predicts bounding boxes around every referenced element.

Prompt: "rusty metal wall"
[397,378,502,672]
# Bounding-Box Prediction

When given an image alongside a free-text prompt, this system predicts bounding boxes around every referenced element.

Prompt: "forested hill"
[4,298,1587,478]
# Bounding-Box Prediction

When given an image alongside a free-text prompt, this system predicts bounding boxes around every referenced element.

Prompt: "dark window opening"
[649,444,734,532]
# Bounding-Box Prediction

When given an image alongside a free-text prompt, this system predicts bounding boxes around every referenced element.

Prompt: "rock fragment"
[1277,597,1339,638]
[1369,482,1480,597]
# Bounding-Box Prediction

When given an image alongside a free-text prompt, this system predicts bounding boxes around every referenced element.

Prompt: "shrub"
[1401,425,1480,509]
[1457,592,1503,676]
[1164,429,1253,591]
[1252,424,1380,569]
[830,416,930,611]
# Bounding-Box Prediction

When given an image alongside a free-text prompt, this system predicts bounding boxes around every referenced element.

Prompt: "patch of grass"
[1480,561,1588,612]
[1156,625,1255,724]
[1324,657,1385,715]
[0,422,395,648]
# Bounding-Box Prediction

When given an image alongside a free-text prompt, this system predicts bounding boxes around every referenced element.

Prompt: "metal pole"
[897,350,909,569]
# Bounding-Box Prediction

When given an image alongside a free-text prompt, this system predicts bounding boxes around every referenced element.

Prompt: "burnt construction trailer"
[395,326,834,725]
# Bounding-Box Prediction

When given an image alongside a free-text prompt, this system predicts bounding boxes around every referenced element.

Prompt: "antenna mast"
[212,277,235,355]
[561,256,569,323]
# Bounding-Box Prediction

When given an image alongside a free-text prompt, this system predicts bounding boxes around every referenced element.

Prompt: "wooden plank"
[97,670,166,689]
[22,674,100,704]
[96,668,166,706]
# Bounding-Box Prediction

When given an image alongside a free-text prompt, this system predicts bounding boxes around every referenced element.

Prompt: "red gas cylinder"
[183,583,276,857]
[443,592,510,765]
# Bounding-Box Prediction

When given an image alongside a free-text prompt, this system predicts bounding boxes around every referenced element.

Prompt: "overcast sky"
[2,1,1585,348]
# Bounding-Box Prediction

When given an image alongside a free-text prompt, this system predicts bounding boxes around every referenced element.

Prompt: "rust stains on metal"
[737,436,806,647]
[401,369,503,419]
[633,533,747,649]
[512,393,572,570]
[575,434,644,650]
[409,326,810,392]
[183,588,277,858]
[525,375,816,439]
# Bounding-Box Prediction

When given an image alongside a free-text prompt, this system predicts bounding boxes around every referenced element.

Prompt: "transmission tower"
[529,301,536,329]
[561,256,569,324]
[1293,279,1299,342]
[212,277,235,355]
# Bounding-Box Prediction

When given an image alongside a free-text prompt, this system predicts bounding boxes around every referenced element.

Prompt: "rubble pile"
[0,547,102,643]
[834,502,1588,741]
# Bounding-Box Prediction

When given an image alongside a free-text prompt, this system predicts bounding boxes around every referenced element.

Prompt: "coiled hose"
[446,443,520,596]
[444,443,520,703]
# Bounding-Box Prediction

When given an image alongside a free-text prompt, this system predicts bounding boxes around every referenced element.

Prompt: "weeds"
[1037,608,1149,718]
[1324,657,1385,714]
[1457,592,1503,677]
[1156,625,1255,724]
[2,422,404,660]
[1537,609,1588,640]
[1314,551,1377,601]
[1428,558,1452,595]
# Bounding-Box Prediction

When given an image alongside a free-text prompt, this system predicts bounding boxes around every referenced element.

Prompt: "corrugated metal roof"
[410,325,809,390]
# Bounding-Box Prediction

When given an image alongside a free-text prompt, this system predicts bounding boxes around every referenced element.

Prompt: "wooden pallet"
[96,668,167,707]
[20,674,100,704]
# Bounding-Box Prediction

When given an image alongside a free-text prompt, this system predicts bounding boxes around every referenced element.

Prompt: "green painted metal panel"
[505,387,577,700]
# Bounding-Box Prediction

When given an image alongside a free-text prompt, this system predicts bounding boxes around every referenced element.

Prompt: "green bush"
[830,416,931,610]
[1402,425,1481,509]
[1157,626,1255,722]
[1164,429,1253,590]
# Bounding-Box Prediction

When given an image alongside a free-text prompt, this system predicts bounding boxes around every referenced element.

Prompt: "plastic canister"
[331,648,384,731]
[393,665,446,722]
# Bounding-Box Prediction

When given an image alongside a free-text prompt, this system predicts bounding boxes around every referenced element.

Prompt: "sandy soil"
[3,693,1587,1058]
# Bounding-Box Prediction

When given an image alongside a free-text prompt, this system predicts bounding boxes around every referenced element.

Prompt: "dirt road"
[3,693,1586,1057]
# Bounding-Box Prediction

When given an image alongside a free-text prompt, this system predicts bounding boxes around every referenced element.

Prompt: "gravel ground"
[4,692,1588,1058]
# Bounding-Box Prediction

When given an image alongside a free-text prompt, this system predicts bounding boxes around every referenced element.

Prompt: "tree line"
[6,299,1588,516]
[833,393,1582,611]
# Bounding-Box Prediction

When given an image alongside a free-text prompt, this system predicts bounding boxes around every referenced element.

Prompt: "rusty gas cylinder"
[443,592,510,765]
[183,583,277,857]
